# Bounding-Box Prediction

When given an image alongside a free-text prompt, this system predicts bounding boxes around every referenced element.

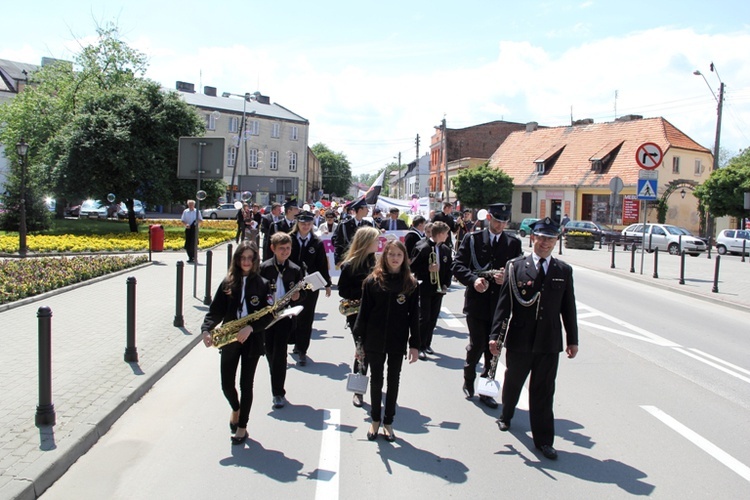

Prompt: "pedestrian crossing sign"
[637,179,657,200]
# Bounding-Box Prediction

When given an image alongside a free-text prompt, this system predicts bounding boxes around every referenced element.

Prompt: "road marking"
[642,405,750,483]
[315,409,340,500]
[673,348,750,385]
[577,301,679,347]
[440,307,465,328]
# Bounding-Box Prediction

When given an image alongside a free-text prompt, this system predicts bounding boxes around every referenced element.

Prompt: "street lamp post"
[393,152,401,199]
[222,91,257,202]
[16,139,29,257]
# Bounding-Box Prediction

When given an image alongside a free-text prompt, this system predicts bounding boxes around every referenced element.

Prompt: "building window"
[249,149,259,169]
[289,152,298,172]
[270,150,279,171]
[229,117,239,133]
[535,161,545,175]
[272,123,280,138]
[672,156,680,174]
[248,120,260,136]
[227,147,237,167]
[694,159,702,175]
[521,192,532,214]
[206,113,217,131]
[290,126,298,141]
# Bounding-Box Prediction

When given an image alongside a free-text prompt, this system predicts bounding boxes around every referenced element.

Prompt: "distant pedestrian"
[181,200,202,263]
[561,214,570,227]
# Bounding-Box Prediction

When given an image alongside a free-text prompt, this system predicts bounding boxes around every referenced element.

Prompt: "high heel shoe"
[367,421,380,441]
[383,424,396,442]
[231,429,248,445]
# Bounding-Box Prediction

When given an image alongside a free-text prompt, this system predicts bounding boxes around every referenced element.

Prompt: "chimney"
[203,86,217,97]
[176,81,195,93]
[525,121,539,132]
[615,114,643,122]
[255,94,270,105]
[572,118,594,126]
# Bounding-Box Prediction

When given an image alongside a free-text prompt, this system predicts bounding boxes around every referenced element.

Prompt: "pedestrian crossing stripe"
[637,179,657,200]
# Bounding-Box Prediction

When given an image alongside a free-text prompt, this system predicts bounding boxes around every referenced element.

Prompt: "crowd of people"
[200,197,578,459]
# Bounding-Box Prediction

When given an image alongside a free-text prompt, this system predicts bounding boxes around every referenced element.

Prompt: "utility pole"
[395,152,401,199]
[415,134,420,199]
[442,118,448,203]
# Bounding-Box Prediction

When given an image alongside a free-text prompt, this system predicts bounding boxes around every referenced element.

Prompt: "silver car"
[621,223,706,256]
[716,229,750,255]
[201,203,239,220]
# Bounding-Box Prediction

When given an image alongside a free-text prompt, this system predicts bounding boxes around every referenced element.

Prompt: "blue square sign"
[637,179,657,200]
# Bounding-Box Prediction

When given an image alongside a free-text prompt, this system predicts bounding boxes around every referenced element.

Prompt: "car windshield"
[598,223,616,231]
[664,226,684,235]
[81,200,102,210]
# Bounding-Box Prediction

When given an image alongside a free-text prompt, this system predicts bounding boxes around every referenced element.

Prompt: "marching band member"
[404,215,426,259]
[201,241,273,445]
[333,198,373,266]
[452,203,522,408]
[289,210,332,366]
[337,226,380,407]
[353,240,419,442]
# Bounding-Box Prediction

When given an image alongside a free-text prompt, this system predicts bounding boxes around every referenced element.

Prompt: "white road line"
[672,348,750,385]
[688,348,750,377]
[577,301,679,347]
[315,409,340,500]
[440,307,465,328]
[642,405,750,483]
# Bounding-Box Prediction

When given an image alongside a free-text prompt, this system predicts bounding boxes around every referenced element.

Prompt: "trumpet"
[429,250,446,294]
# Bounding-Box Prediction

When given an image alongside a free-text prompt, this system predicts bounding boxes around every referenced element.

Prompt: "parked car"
[715,229,750,255]
[117,199,146,219]
[562,220,620,242]
[78,199,107,219]
[621,223,706,256]
[202,203,239,219]
[518,218,540,237]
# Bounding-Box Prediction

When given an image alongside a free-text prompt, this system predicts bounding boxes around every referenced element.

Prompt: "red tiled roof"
[489,117,711,187]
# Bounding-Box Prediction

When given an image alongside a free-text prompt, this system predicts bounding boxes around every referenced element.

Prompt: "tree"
[694,148,750,225]
[451,162,514,209]
[312,143,351,197]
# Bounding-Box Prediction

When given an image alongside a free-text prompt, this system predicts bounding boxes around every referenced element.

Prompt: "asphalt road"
[41,265,750,499]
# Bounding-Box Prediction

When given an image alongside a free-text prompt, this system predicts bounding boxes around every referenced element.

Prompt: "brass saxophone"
[338,299,361,316]
[210,279,310,348]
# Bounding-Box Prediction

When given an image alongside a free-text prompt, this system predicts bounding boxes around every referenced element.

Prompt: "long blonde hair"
[342,226,380,271]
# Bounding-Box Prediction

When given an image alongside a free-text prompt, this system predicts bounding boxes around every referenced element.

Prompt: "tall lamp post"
[16,139,29,257]
[222,91,258,202]
[693,63,725,248]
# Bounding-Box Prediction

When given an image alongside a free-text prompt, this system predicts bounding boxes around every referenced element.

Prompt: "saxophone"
[210,279,310,348]
[338,299,361,316]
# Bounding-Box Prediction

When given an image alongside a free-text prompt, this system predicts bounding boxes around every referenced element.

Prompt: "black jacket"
[333,218,374,265]
[452,229,523,321]
[379,218,409,231]
[290,233,332,288]
[259,257,305,305]
[337,255,376,301]
[353,274,420,354]
[403,228,424,258]
[410,238,452,293]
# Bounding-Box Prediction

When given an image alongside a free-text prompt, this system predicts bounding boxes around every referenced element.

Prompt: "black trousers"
[294,289,320,354]
[184,225,197,260]
[418,288,443,350]
[220,342,261,429]
[501,350,560,448]
[347,314,368,378]
[264,319,291,397]
[463,316,493,384]
[367,351,405,425]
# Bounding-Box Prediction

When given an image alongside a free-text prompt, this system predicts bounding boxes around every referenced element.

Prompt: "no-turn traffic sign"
[635,142,663,170]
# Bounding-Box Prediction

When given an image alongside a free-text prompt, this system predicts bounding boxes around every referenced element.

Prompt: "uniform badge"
[250,296,260,306]
[521,290,527,296]
[266,294,274,305]
[308,247,316,254]
[396,294,406,304]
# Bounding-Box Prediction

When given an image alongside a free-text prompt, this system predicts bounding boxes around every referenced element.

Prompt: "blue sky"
[3,1,750,174]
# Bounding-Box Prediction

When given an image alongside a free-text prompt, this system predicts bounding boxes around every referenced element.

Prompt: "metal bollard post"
[678,234,682,255]
[599,235,603,249]
[227,243,233,270]
[630,244,636,273]
[558,235,563,255]
[707,236,712,259]
[648,233,653,252]
[679,250,686,285]
[610,241,616,269]
[174,261,185,327]
[203,250,213,305]
[148,228,152,262]
[36,306,56,427]
[528,235,532,248]
[124,277,138,362]
[742,239,746,263]
[653,247,659,279]
[712,255,720,293]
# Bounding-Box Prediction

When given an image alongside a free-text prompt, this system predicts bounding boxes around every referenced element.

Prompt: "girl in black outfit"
[337,226,380,408]
[202,241,273,445]
[353,239,420,442]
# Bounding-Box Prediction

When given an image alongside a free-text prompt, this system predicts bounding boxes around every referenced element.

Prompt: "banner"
[318,230,409,279]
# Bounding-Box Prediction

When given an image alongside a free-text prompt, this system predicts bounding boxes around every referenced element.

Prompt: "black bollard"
[712,255,720,293]
[742,239,747,263]
[203,250,213,305]
[630,244,636,273]
[124,277,138,362]
[648,233,653,252]
[653,247,659,279]
[558,235,563,255]
[599,235,603,249]
[610,241,616,269]
[528,235,532,248]
[148,228,152,262]
[707,235,712,259]
[679,250,686,285]
[174,261,185,327]
[678,234,683,255]
[227,243,233,270]
[36,306,56,427]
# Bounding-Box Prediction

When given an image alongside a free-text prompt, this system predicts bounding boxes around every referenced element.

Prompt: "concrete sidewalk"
[2,237,749,499]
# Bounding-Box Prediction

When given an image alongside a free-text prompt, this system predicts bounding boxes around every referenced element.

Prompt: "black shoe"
[298,353,307,366]
[462,382,474,398]
[418,350,427,360]
[187,258,194,263]
[352,393,364,407]
[496,418,510,431]
[538,444,558,460]
[424,347,434,355]
[383,424,396,442]
[292,348,300,354]
[273,396,286,409]
[479,395,499,409]
[367,421,380,441]
[231,431,248,445]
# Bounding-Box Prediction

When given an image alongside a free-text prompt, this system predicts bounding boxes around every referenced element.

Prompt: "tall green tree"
[312,143,352,198]
[452,162,514,209]
[694,147,750,225]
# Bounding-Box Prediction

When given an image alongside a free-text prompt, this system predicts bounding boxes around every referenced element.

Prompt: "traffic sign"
[635,142,663,170]
[637,179,657,200]
[638,170,658,180]
[609,176,623,194]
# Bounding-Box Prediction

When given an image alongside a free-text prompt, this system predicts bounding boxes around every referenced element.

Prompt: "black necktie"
[537,257,546,282]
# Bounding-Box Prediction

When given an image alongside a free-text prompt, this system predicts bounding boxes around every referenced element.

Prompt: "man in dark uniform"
[260,203,282,260]
[404,215,426,258]
[452,203,522,408]
[332,198,373,266]
[490,217,578,460]
[432,201,457,250]
[265,199,299,259]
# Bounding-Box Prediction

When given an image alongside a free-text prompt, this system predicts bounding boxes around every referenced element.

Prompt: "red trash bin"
[149,224,164,252]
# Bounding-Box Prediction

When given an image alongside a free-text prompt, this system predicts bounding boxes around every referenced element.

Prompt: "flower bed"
[564,231,595,250]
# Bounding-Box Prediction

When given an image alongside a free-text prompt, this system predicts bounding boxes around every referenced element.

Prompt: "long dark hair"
[224,240,259,296]
[371,240,416,294]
